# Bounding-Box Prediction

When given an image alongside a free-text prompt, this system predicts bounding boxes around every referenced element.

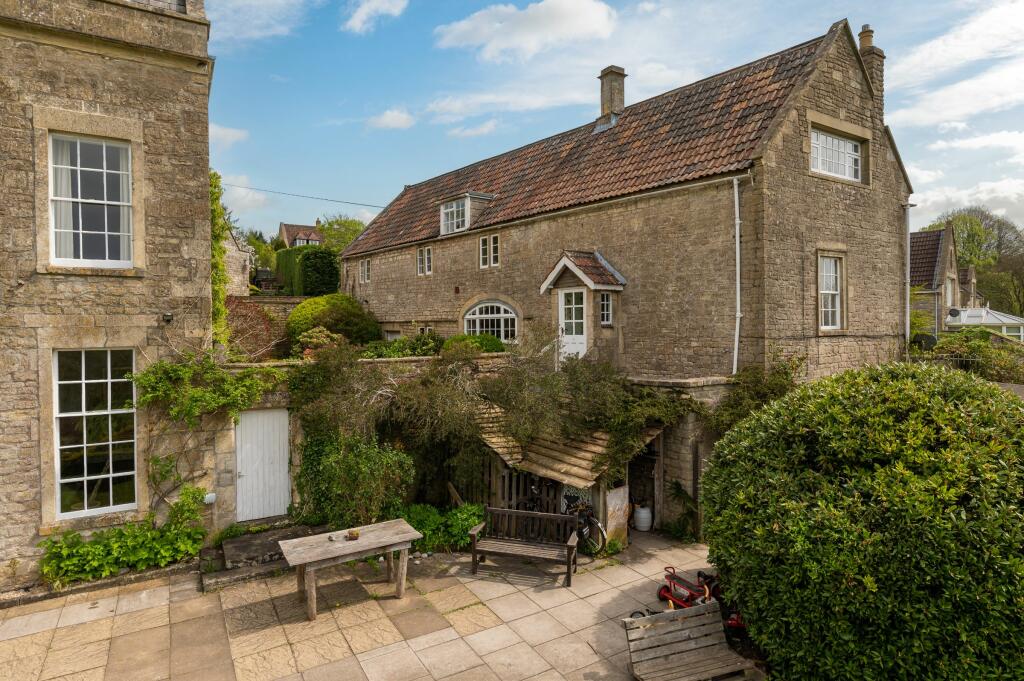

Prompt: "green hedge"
[275,245,316,295]
[286,294,381,345]
[703,363,1024,680]
[442,334,505,353]
[299,247,340,297]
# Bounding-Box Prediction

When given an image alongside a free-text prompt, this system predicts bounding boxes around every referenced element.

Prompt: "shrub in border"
[286,293,381,346]
[442,333,505,353]
[703,363,1024,680]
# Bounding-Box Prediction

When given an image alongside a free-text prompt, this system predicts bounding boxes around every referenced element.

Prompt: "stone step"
[221,525,319,569]
[201,559,291,592]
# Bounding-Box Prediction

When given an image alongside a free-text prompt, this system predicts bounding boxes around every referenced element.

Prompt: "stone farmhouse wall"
[0,0,212,586]
[759,33,910,378]
[344,180,765,381]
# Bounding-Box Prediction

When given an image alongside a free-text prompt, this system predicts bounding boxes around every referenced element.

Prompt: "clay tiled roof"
[344,28,833,257]
[563,251,625,288]
[280,223,323,246]
[910,230,943,289]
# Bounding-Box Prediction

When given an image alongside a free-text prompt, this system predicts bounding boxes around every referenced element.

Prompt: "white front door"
[236,408,290,522]
[558,288,587,359]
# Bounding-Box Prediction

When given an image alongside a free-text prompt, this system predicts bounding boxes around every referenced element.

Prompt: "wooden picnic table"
[279,518,423,621]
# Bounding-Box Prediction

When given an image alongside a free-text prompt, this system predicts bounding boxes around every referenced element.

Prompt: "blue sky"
[207,0,1024,236]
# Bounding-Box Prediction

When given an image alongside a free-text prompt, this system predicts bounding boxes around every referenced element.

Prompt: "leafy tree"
[922,213,995,269]
[270,235,287,251]
[317,213,366,252]
[240,228,276,270]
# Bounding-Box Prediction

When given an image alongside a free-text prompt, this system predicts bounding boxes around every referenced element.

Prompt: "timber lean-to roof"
[344,25,839,258]
[477,404,662,489]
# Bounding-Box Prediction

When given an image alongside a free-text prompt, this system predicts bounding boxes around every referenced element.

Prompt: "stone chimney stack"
[858,24,885,113]
[599,65,626,117]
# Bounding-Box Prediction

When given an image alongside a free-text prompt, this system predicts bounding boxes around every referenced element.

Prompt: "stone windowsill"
[39,509,147,537]
[38,265,146,278]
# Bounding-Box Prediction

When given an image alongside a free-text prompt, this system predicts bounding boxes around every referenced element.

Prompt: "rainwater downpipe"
[904,202,915,354]
[732,177,742,375]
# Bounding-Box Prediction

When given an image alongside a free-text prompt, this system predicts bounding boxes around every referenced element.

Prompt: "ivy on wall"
[210,170,230,346]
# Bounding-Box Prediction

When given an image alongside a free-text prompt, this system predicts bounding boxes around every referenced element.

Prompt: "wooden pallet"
[622,601,760,681]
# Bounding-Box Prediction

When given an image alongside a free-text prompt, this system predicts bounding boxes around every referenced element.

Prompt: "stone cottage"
[910,225,961,336]
[0,0,213,585]
[342,21,912,532]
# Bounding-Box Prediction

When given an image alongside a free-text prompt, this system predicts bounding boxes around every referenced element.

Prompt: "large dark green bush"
[275,245,316,295]
[298,247,340,296]
[703,363,1024,681]
[442,333,505,353]
[38,486,207,588]
[286,293,381,346]
[293,433,414,529]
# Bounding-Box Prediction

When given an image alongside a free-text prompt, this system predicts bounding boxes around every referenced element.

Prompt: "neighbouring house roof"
[539,250,626,293]
[280,223,323,245]
[477,404,662,489]
[344,25,837,258]
[909,230,945,289]
[946,307,1024,327]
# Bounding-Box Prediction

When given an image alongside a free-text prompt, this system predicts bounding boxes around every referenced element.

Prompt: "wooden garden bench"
[622,601,760,681]
[469,506,578,586]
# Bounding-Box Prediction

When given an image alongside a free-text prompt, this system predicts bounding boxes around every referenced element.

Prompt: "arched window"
[464,301,517,342]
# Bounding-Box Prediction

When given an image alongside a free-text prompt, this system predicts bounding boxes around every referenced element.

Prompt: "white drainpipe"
[904,203,914,351]
[732,177,743,375]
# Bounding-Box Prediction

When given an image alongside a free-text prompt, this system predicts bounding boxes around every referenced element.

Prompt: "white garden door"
[559,288,587,359]
[236,409,290,522]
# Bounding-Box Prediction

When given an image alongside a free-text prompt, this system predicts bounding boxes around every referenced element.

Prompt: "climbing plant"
[130,350,282,507]
[209,170,231,346]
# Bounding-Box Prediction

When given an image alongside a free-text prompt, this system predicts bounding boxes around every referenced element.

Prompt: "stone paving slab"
[0,535,711,680]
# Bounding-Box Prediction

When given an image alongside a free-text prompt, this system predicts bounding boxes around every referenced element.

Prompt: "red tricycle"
[656,567,746,630]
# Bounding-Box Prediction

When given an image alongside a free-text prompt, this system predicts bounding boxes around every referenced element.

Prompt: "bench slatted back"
[622,601,754,681]
[484,506,572,545]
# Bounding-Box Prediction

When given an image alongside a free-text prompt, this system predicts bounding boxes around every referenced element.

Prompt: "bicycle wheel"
[582,516,607,554]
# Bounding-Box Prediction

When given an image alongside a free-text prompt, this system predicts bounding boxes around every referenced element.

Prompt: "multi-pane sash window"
[811,129,861,181]
[417,247,432,275]
[464,302,517,342]
[819,256,843,330]
[50,135,132,267]
[441,198,467,234]
[600,292,613,326]
[359,258,370,283]
[55,350,136,518]
[479,235,500,268]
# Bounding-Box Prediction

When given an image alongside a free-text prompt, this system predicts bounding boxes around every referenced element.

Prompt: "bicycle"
[563,492,607,555]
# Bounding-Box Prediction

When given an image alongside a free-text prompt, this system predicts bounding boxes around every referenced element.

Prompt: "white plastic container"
[633,505,653,532]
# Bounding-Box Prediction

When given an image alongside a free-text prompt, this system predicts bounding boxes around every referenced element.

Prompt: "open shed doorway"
[627,435,662,530]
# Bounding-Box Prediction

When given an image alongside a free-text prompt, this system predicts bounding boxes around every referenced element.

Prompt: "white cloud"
[448,119,499,138]
[906,164,945,185]
[206,0,323,46]
[888,1,1024,91]
[209,123,249,150]
[888,56,1024,127]
[929,130,1024,165]
[222,175,269,213]
[937,121,969,133]
[426,0,714,122]
[913,178,1024,225]
[354,207,380,223]
[368,108,416,129]
[344,0,408,34]
[435,0,616,62]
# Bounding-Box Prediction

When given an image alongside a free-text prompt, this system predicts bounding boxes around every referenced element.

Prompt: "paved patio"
[0,533,710,681]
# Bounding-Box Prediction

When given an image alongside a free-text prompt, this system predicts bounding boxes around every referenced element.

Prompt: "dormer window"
[441,197,468,235]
